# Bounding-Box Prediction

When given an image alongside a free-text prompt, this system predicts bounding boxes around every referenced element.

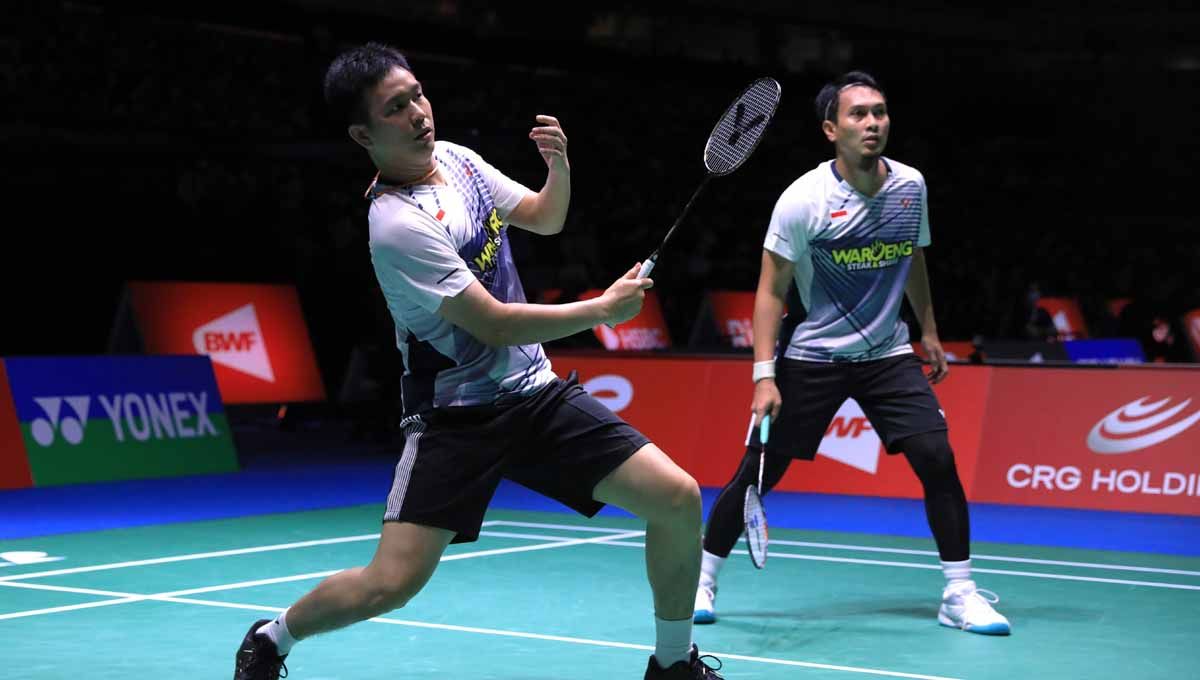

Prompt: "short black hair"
[814,71,885,124]
[323,42,412,127]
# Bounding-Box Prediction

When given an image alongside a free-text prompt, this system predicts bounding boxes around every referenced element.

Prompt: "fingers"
[530,115,567,160]
[932,359,949,384]
[623,262,641,278]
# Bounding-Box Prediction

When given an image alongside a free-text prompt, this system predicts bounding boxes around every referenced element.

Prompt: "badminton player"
[232,43,724,679]
[693,71,1010,636]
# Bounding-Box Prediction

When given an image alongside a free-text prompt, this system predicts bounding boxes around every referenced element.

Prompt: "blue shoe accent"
[694,609,715,625]
[965,621,1012,636]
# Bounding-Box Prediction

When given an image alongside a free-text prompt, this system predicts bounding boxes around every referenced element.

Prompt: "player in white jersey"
[232,44,723,679]
[693,71,1010,636]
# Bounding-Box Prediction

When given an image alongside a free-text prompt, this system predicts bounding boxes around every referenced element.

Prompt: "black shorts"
[382,372,649,543]
[768,354,947,458]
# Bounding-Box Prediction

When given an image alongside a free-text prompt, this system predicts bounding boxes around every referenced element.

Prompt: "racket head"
[743,484,769,569]
[703,77,782,176]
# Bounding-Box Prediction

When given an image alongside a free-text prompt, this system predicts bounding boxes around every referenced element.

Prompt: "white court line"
[0,520,578,583]
[0,530,646,621]
[487,521,1200,578]
[0,533,383,583]
[761,538,1200,577]
[0,583,961,679]
[598,541,1200,591]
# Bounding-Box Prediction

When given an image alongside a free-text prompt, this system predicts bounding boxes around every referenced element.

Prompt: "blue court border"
[2,459,1197,556]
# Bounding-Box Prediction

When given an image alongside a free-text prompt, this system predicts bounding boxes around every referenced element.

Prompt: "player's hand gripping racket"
[636,77,781,279]
[743,414,770,569]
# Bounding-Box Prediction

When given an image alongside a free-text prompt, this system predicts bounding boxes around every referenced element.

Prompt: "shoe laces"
[971,588,1000,605]
[960,587,1001,617]
[696,653,724,678]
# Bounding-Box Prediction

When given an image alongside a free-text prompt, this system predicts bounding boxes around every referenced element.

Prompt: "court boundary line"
[597,540,1200,591]
[491,521,1200,578]
[4,521,1197,592]
[0,582,962,680]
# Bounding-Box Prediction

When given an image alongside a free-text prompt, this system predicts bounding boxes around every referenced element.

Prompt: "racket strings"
[705,79,780,175]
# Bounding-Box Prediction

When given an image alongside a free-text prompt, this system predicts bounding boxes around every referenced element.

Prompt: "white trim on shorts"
[384,416,427,521]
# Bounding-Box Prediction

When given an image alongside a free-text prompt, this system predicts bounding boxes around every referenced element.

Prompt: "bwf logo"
[30,396,91,446]
[193,304,276,383]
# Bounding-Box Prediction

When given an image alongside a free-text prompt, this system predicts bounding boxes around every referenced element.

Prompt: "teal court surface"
[3,499,1199,679]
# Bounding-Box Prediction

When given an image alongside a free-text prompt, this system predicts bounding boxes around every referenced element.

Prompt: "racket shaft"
[657,176,711,254]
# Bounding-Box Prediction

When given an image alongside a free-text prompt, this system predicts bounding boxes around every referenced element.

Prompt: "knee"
[658,471,702,523]
[903,433,959,485]
[363,569,419,615]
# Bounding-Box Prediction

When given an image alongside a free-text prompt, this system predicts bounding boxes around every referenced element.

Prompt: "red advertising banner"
[579,289,672,350]
[972,367,1200,515]
[912,341,976,363]
[127,282,326,404]
[1036,296,1089,340]
[0,360,33,489]
[549,354,714,475]
[549,353,988,499]
[707,291,755,348]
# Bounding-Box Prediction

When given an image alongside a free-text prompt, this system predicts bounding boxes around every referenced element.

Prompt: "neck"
[835,155,885,196]
[377,156,442,186]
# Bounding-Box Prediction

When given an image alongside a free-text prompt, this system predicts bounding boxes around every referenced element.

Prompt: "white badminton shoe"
[693,584,717,624]
[938,580,1011,635]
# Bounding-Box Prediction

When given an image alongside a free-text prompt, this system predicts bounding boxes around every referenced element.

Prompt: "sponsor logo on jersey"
[830,239,914,272]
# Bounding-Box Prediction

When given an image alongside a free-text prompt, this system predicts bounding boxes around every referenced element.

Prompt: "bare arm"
[507,115,569,235]
[438,263,650,347]
[904,247,948,383]
[751,249,795,422]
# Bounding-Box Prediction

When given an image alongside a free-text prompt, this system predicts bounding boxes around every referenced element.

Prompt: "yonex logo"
[30,396,91,446]
[193,304,276,383]
[28,392,218,446]
[1086,396,1200,454]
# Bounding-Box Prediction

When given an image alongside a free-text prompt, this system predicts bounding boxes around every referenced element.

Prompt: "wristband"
[752,360,776,383]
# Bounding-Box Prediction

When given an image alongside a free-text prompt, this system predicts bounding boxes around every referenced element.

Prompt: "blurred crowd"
[4,2,1197,400]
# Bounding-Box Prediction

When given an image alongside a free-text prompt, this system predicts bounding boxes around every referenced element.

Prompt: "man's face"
[825,86,889,159]
[351,66,435,163]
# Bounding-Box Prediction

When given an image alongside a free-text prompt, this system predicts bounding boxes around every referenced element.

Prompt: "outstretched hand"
[529,115,569,171]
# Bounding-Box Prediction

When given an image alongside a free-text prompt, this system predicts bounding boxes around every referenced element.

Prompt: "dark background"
[4,0,1198,400]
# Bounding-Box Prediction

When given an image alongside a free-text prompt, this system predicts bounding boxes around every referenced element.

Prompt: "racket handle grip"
[637,256,656,279]
[759,414,770,444]
[606,255,657,329]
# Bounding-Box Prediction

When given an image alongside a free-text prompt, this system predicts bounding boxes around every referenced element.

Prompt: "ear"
[348,123,372,149]
[821,119,838,143]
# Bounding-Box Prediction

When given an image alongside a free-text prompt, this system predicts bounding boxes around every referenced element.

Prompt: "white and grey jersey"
[368,140,556,414]
[764,158,931,362]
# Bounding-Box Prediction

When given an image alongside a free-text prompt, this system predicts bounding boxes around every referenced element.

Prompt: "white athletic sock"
[941,558,972,587]
[699,550,725,590]
[256,609,298,655]
[653,615,693,668]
